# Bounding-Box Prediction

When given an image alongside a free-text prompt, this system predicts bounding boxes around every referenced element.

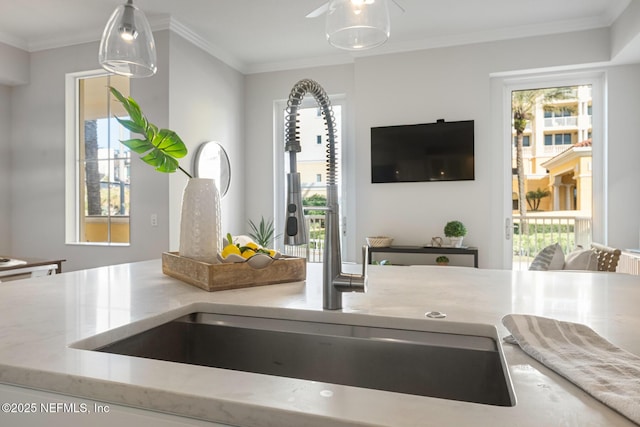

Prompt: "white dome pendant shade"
[99,0,157,77]
[326,0,390,50]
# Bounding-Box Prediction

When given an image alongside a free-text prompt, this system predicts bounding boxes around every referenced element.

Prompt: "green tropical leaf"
[145,123,158,142]
[114,116,146,135]
[125,97,146,126]
[151,129,188,158]
[109,86,128,105]
[141,149,180,173]
[120,138,154,154]
[109,86,191,177]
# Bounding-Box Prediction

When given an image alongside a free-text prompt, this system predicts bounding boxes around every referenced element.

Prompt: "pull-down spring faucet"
[284,79,367,310]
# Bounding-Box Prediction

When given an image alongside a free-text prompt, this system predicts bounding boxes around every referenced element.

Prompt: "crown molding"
[0,6,627,76]
[0,31,29,51]
[167,17,246,73]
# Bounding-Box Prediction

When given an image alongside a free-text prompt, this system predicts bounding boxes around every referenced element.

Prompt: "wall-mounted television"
[371,119,475,183]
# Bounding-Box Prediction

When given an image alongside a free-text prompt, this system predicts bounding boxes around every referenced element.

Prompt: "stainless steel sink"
[90,312,515,406]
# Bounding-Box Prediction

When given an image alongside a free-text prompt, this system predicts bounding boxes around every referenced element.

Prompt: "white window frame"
[64,70,130,246]
[273,95,351,258]
[495,70,605,268]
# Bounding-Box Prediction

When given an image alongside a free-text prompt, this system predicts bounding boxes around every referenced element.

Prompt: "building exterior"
[512,85,593,214]
[296,106,343,200]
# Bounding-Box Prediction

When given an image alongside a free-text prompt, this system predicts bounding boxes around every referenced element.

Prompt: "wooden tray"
[161,252,306,292]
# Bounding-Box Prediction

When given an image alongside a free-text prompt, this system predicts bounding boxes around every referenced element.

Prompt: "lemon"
[245,242,259,250]
[241,249,256,259]
[221,244,241,258]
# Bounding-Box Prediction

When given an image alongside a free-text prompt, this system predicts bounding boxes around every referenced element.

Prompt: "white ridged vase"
[179,178,221,264]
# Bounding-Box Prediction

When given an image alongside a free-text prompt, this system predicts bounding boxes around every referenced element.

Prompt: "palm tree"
[526,188,551,211]
[84,120,101,216]
[511,87,572,219]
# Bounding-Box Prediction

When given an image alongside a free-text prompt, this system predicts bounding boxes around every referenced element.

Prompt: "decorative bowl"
[366,236,393,247]
[217,251,282,270]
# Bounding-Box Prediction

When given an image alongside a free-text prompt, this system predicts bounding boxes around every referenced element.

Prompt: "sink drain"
[425,311,447,319]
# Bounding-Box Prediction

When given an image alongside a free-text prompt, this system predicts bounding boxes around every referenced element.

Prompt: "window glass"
[67,72,131,245]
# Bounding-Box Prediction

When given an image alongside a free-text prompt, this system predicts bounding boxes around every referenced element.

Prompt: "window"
[544,107,572,118]
[513,135,530,147]
[275,96,347,262]
[65,71,131,245]
[316,135,322,144]
[544,133,572,146]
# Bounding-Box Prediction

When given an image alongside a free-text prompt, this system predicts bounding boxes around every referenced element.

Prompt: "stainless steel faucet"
[284,79,367,310]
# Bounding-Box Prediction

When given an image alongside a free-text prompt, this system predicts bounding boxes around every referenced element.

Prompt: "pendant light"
[99,0,157,78]
[326,0,390,50]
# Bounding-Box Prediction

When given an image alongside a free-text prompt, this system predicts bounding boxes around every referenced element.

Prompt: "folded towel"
[502,314,640,425]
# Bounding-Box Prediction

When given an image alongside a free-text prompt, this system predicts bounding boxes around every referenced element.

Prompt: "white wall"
[0,84,10,253]
[5,30,245,271]
[167,33,245,249]
[245,28,640,268]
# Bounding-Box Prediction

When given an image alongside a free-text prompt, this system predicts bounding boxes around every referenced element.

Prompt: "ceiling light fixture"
[99,0,157,78]
[326,0,390,51]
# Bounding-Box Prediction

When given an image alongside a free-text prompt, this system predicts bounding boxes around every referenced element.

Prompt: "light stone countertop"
[0,260,638,426]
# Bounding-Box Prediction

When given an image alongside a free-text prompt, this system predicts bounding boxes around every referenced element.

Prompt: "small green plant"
[372,259,392,266]
[109,86,191,178]
[248,217,280,248]
[444,220,467,237]
[436,256,449,264]
[526,188,551,211]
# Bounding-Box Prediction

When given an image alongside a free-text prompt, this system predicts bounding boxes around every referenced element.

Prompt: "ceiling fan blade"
[306,2,329,18]
[391,0,405,13]
[305,0,404,19]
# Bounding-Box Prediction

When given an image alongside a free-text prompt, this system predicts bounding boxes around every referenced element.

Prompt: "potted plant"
[248,217,281,248]
[444,220,467,248]
[436,256,449,266]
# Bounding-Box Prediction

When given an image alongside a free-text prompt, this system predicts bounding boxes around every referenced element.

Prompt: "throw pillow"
[529,243,565,271]
[564,249,598,271]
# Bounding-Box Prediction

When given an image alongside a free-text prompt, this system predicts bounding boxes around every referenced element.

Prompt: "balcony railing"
[544,116,578,128]
[283,213,326,263]
[512,213,592,270]
[285,212,593,269]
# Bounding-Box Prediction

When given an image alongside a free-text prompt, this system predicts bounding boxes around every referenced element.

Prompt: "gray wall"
[0,42,29,85]
[9,35,171,271]
[167,33,245,250]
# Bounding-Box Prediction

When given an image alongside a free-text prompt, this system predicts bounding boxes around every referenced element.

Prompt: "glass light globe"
[326,0,390,50]
[99,0,157,78]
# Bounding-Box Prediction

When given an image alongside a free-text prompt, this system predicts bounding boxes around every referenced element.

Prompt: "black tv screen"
[371,119,475,183]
